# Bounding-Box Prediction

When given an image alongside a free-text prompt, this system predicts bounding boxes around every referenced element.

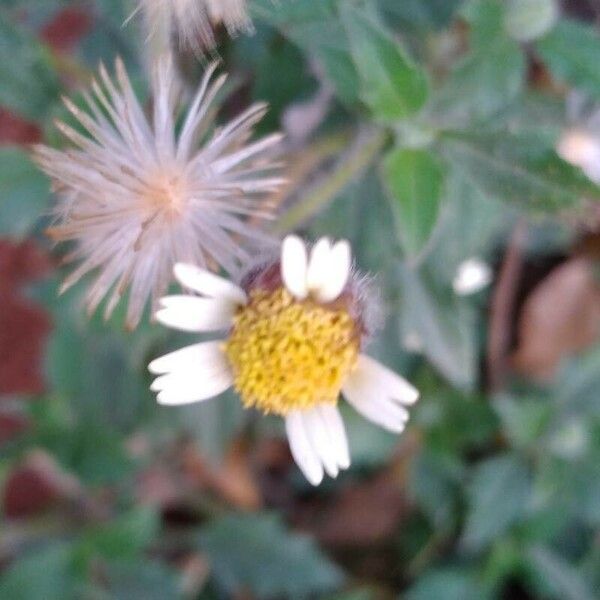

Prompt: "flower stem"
[274,127,389,233]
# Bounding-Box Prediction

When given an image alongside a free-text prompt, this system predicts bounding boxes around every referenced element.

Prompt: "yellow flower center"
[224,287,360,416]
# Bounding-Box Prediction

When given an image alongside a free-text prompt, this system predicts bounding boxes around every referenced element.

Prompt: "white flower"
[33,58,283,328]
[452,258,492,296]
[137,0,251,51]
[149,235,419,486]
[557,92,600,184]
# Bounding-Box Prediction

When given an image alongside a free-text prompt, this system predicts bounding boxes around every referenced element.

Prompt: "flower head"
[33,58,283,328]
[149,236,419,485]
[138,0,251,52]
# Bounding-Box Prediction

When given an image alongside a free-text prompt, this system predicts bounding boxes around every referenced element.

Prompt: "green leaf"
[102,560,181,600]
[0,148,50,239]
[399,265,478,390]
[340,4,428,121]
[424,169,510,285]
[554,346,600,419]
[252,41,317,134]
[429,0,525,127]
[438,131,600,210]
[429,37,525,128]
[0,9,60,120]
[461,0,505,49]
[46,285,154,433]
[405,567,486,600]
[32,393,133,486]
[79,507,160,561]
[494,395,552,449]
[537,20,600,101]
[409,449,461,528]
[462,453,532,550]
[200,513,343,598]
[325,590,377,600]
[527,546,596,600]
[0,543,78,600]
[383,148,445,258]
[378,0,462,31]
[251,0,360,106]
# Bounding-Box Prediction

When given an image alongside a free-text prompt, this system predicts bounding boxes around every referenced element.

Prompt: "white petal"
[156,367,233,405]
[155,296,236,332]
[342,377,407,434]
[303,407,340,478]
[342,354,417,433]
[148,340,225,375]
[318,404,350,470]
[354,355,419,406]
[173,263,247,305]
[306,237,332,293]
[281,235,308,299]
[150,344,230,391]
[313,240,351,303]
[151,362,228,392]
[285,411,324,486]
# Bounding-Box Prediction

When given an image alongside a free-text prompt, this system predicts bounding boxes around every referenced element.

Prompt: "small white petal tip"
[452,258,492,296]
[173,263,247,305]
[314,239,352,303]
[281,235,309,299]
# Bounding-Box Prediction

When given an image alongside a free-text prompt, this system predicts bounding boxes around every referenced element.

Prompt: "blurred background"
[1,0,600,598]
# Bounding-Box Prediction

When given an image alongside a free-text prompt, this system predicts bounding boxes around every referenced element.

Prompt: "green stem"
[274,128,389,233]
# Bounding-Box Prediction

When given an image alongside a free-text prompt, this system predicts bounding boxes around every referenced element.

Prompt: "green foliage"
[0,9,60,120]
[340,4,428,121]
[0,544,78,600]
[537,19,600,101]
[200,513,344,598]
[0,148,49,238]
[251,0,360,106]
[382,148,445,258]
[99,560,181,600]
[79,507,160,561]
[439,130,599,210]
[399,266,478,390]
[527,546,596,600]
[462,453,532,550]
[405,567,485,600]
[430,0,525,127]
[2,0,600,598]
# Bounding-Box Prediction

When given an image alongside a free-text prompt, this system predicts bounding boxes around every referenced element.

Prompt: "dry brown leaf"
[181,437,262,511]
[512,257,600,381]
[295,473,408,548]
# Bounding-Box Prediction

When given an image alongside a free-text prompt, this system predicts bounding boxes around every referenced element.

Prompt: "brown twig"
[487,219,528,392]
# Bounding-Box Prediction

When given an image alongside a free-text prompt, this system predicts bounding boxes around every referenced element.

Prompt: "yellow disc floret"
[224,287,360,416]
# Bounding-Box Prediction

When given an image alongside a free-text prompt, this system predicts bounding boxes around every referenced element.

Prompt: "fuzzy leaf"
[463,453,531,549]
[439,131,600,210]
[537,19,600,101]
[383,148,445,258]
[200,513,343,598]
[341,4,428,121]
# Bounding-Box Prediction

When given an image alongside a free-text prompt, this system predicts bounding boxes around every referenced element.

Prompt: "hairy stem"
[274,128,388,233]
